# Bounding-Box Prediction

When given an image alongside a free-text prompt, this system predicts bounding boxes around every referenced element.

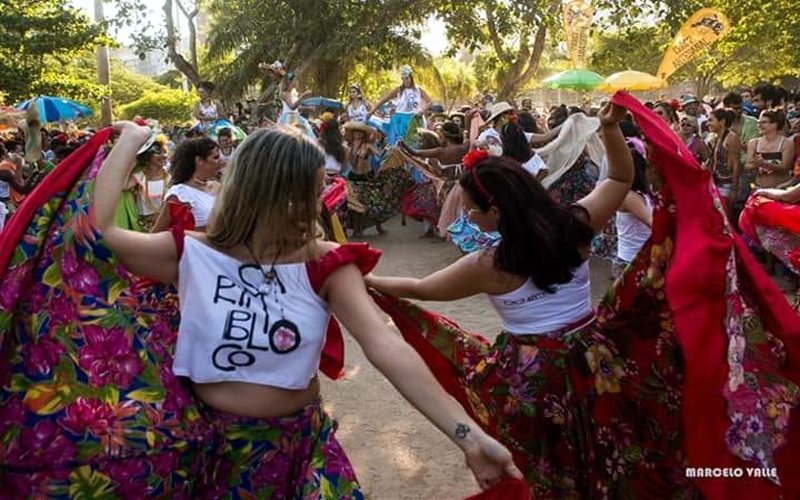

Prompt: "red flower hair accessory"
[462,149,490,171]
[461,149,494,203]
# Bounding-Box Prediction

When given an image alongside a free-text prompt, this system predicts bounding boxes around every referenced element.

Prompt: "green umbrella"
[541,69,604,91]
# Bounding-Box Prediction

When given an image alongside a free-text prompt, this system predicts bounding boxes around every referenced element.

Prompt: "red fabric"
[321,176,347,211]
[464,478,531,500]
[610,92,800,499]
[739,195,800,270]
[740,195,800,238]
[169,226,185,258]
[0,128,113,280]
[306,243,382,380]
[168,198,196,231]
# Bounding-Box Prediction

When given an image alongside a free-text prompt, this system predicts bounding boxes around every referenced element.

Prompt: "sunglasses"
[680,121,695,127]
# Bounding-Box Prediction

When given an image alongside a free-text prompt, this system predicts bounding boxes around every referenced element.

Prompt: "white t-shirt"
[133,172,168,217]
[324,154,343,174]
[173,236,330,389]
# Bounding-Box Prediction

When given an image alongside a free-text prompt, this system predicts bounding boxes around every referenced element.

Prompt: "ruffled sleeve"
[306,243,382,293]
[307,243,382,381]
[167,198,196,232]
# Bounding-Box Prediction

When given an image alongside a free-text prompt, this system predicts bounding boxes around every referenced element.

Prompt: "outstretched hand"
[598,103,627,127]
[464,431,523,490]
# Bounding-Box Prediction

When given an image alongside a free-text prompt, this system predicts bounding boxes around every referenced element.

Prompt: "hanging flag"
[563,0,594,69]
[657,8,731,81]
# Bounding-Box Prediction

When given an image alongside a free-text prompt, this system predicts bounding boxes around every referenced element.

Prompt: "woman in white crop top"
[151,137,222,233]
[93,123,520,497]
[613,151,653,278]
[367,106,688,496]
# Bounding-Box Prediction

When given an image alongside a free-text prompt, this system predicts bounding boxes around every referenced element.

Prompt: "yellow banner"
[657,8,731,81]
[563,0,594,69]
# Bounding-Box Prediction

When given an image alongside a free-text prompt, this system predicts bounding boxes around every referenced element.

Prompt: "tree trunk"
[175,0,199,73]
[94,0,112,125]
[164,0,201,87]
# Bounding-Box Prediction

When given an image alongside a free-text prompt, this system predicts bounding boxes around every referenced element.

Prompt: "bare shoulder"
[315,239,339,254]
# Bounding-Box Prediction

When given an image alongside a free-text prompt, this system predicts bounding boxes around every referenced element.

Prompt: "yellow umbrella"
[599,71,666,93]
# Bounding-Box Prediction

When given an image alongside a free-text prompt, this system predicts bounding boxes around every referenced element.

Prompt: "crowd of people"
[1,63,800,499]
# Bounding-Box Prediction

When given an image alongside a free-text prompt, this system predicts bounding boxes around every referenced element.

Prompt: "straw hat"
[485,101,515,124]
[344,121,375,142]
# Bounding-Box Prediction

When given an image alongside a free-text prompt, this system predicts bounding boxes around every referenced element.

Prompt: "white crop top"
[396,87,421,114]
[487,261,592,335]
[616,194,652,262]
[173,237,330,389]
[166,184,215,228]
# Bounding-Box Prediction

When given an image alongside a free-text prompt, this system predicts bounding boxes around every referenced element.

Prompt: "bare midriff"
[193,376,321,418]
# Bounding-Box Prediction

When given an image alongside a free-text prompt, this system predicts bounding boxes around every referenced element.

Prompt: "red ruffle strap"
[306,243,382,380]
[168,198,196,232]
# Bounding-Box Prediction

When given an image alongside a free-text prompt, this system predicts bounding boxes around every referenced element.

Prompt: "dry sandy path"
[321,216,614,499]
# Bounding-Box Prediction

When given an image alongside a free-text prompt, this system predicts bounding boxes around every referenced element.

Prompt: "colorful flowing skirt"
[401,181,440,225]
[372,93,800,499]
[371,226,695,499]
[591,219,618,263]
[388,113,423,146]
[343,166,414,229]
[0,132,214,498]
[198,399,363,500]
[740,195,800,275]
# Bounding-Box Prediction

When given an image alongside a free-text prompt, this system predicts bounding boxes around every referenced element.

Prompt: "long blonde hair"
[207,127,324,256]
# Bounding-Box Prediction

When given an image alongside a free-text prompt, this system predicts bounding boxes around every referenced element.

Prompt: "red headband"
[462,150,494,203]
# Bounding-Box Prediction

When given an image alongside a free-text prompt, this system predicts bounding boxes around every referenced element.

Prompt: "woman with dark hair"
[706,108,741,209]
[653,101,679,133]
[612,151,652,278]
[399,121,470,237]
[318,112,347,175]
[344,84,370,123]
[746,109,795,189]
[151,137,222,232]
[278,72,315,138]
[365,104,698,497]
[546,104,569,130]
[367,66,432,146]
[501,120,548,181]
[194,81,223,130]
[516,111,544,135]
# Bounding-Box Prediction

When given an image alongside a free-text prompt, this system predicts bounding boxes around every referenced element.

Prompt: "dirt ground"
[321,216,615,499]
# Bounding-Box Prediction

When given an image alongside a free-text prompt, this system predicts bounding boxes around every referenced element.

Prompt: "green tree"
[589,26,666,77]
[204,0,437,99]
[117,88,196,125]
[437,1,561,101]
[415,58,478,112]
[0,0,104,102]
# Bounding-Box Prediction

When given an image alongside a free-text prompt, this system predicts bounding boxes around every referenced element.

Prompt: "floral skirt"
[370,236,699,499]
[547,158,598,206]
[198,399,363,500]
[343,166,414,229]
[401,181,440,225]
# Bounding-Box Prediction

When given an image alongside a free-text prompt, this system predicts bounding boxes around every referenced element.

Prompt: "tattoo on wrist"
[455,423,470,439]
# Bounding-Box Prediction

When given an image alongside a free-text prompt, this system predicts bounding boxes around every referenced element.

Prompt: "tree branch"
[484,1,508,61]
[163,0,200,85]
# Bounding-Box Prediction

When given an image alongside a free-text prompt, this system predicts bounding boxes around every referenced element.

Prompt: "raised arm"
[575,104,634,233]
[93,123,181,284]
[325,264,522,489]
[367,87,401,118]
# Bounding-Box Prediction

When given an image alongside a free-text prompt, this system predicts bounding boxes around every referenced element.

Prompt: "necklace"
[245,242,286,295]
